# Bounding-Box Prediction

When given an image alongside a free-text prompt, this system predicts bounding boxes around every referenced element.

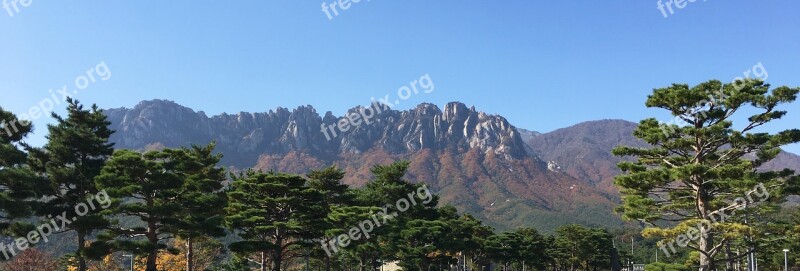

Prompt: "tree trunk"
[146,252,158,271]
[697,190,716,271]
[77,230,87,271]
[146,220,159,271]
[272,245,282,271]
[697,193,716,271]
[261,251,268,271]
[186,236,194,271]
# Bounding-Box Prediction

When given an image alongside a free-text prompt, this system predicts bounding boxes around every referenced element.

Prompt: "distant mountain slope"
[525,119,800,194]
[762,151,800,172]
[524,120,648,193]
[104,100,622,231]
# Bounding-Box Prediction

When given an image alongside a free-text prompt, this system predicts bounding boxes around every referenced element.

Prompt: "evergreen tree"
[210,255,253,271]
[0,108,46,244]
[484,232,523,271]
[0,108,49,260]
[307,166,350,206]
[164,144,227,271]
[325,190,382,271]
[397,218,452,271]
[27,99,114,271]
[354,161,440,270]
[459,214,494,271]
[95,149,186,271]
[552,224,612,271]
[306,166,377,271]
[396,206,476,271]
[225,170,326,271]
[515,227,549,271]
[613,79,800,270]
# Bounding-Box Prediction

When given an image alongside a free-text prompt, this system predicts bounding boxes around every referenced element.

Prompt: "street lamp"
[123,254,133,271]
[783,249,790,271]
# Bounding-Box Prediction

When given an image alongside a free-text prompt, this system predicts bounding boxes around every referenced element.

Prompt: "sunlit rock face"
[105,100,529,166]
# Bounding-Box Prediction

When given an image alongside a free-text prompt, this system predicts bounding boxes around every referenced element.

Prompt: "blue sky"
[1,1,799,153]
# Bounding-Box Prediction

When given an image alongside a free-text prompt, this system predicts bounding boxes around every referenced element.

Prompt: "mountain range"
[103,100,800,231]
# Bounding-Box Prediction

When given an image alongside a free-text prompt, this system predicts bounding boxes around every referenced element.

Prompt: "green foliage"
[209,255,253,271]
[225,170,326,271]
[614,79,800,270]
[550,224,613,271]
[307,165,351,206]
[168,143,227,237]
[484,231,524,268]
[515,227,549,270]
[0,107,45,236]
[95,149,176,268]
[355,161,440,271]
[27,98,114,270]
[307,165,379,271]
[164,143,228,271]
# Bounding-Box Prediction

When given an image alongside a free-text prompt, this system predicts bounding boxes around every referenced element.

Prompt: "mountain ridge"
[102,100,800,231]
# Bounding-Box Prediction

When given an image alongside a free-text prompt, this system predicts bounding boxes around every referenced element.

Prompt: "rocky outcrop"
[105,100,529,167]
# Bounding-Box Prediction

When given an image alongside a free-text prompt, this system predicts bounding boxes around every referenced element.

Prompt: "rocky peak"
[105,100,531,167]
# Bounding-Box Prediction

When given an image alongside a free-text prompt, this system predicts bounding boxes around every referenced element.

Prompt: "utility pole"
[783,249,790,271]
[123,254,133,271]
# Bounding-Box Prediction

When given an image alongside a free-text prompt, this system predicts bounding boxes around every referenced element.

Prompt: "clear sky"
[1,1,799,153]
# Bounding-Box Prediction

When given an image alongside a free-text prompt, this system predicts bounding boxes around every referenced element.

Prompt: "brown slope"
[252,147,622,231]
[525,120,647,194]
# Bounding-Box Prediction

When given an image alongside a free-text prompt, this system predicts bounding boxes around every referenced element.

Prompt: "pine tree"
[27,99,114,271]
[225,170,326,271]
[613,79,800,271]
[0,108,44,235]
[352,161,440,271]
[515,227,549,271]
[211,255,252,271]
[552,224,609,271]
[458,214,494,271]
[306,166,371,271]
[95,149,186,271]
[484,232,523,271]
[307,166,350,206]
[163,144,227,271]
[396,206,475,271]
